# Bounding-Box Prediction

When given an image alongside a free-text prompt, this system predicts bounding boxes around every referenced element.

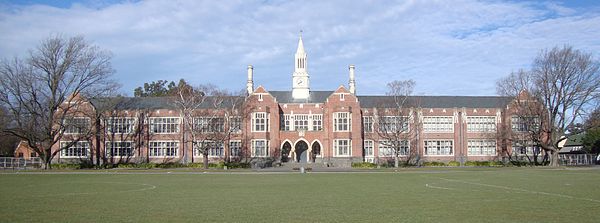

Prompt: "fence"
[0,157,43,169]
[558,154,595,166]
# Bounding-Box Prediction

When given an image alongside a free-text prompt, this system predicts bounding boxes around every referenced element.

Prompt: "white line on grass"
[31,182,157,197]
[438,177,600,204]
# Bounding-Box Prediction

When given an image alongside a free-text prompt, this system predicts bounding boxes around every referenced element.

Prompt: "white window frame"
[364,140,374,163]
[422,116,453,133]
[378,140,410,157]
[63,117,91,134]
[466,116,496,132]
[193,141,224,157]
[60,141,90,158]
[252,112,269,132]
[229,116,242,133]
[311,114,323,131]
[424,140,453,156]
[105,141,135,157]
[363,116,374,133]
[333,139,351,157]
[511,116,540,132]
[333,112,351,132]
[148,141,179,158]
[251,139,269,157]
[149,117,181,134]
[512,140,541,156]
[229,140,242,157]
[467,139,497,156]
[377,116,409,133]
[106,117,136,134]
[194,117,225,133]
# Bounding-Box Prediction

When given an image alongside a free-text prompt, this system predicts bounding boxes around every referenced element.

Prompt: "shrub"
[465,161,493,167]
[490,161,504,167]
[448,161,460,167]
[422,161,446,167]
[351,162,377,168]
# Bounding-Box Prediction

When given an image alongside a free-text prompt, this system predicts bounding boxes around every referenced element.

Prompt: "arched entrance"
[281,141,292,163]
[295,141,309,163]
[311,142,321,162]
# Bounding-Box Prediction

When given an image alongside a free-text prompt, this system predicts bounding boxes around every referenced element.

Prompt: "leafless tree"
[375,80,420,168]
[497,46,600,166]
[174,84,244,169]
[0,35,118,169]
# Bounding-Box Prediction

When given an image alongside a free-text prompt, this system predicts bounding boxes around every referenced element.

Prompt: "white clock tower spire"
[292,31,310,99]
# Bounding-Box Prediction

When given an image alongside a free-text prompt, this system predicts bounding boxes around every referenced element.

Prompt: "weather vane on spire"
[300,29,303,37]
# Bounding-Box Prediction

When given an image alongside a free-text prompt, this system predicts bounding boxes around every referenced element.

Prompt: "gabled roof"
[358,96,513,108]
[269,91,334,103]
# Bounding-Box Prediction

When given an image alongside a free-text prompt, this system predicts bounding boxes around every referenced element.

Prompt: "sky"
[0,0,599,96]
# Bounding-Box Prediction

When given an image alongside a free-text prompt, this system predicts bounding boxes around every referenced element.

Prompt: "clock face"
[297,79,304,86]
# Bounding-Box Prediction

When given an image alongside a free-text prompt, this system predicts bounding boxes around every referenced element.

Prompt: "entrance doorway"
[311,142,321,162]
[281,142,292,163]
[295,141,309,163]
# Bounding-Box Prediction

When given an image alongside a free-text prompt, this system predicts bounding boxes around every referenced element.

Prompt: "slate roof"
[358,96,513,108]
[268,91,334,103]
[90,96,244,110]
[89,93,513,110]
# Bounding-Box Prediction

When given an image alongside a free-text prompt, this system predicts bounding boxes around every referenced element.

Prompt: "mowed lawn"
[1,168,600,222]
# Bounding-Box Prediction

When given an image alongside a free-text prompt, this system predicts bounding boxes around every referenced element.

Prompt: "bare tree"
[174,84,244,169]
[0,35,118,169]
[375,80,419,168]
[497,46,600,166]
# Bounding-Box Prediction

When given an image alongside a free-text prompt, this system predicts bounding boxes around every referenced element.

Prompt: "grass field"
[1,168,600,222]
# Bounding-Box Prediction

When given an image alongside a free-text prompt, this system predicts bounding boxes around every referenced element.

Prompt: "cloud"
[1,0,599,96]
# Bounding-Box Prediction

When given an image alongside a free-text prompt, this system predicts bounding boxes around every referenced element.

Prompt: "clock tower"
[292,34,310,99]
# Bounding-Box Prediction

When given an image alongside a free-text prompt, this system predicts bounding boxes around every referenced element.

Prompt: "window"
[378,116,409,133]
[333,139,351,157]
[63,117,90,134]
[378,140,410,157]
[364,140,374,163]
[467,116,496,132]
[106,141,134,157]
[423,116,453,132]
[60,141,89,157]
[229,116,242,132]
[512,140,540,155]
[294,114,309,131]
[340,94,345,101]
[149,117,180,134]
[312,114,323,131]
[424,140,453,156]
[194,117,225,133]
[252,112,269,132]
[363,116,373,133]
[467,139,496,156]
[251,139,269,157]
[193,141,224,157]
[511,116,540,132]
[149,141,179,157]
[106,117,136,134]
[282,114,292,131]
[229,140,242,157]
[30,152,36,157]
[333,112,351,132]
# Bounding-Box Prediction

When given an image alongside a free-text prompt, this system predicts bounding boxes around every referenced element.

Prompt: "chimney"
[247,65,254,95]
[348,64,356,94]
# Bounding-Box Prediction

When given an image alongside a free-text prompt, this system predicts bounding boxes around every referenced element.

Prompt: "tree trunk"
[203,153,209,169]
[394,154,399,168]
[549,150,560,167]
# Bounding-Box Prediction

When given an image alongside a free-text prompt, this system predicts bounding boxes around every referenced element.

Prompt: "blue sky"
[1,0,599,96]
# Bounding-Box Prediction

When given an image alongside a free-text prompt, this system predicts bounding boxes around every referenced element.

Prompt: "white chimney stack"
[247,65,254,95]
[348,64,356,94]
